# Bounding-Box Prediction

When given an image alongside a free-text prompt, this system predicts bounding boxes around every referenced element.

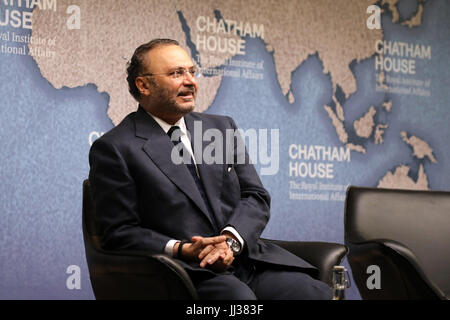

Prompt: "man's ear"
[135,77,151,96]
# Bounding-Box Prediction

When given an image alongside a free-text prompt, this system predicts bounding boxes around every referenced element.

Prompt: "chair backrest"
[82,180,101,249]
[82,179,198,299]
[345,186,450,299]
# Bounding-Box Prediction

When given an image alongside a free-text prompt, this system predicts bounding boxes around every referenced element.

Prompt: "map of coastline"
[28,0,435,190]
[30,0,383,125]
[378,131,436,190]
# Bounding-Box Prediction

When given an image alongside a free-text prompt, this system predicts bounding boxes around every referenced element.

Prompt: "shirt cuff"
[221,226,245,254]
[165,239,180,257]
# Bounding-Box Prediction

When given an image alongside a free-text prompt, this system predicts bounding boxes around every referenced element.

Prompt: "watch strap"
[177,240,189,259]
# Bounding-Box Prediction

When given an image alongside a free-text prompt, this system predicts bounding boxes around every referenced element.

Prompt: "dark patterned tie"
[167,126,218,232]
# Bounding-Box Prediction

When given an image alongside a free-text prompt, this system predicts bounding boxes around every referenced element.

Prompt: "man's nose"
[182,71,197,85]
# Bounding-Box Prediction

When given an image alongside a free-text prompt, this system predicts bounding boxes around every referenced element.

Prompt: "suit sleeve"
[224,116,271,255]
[88,137,172,253]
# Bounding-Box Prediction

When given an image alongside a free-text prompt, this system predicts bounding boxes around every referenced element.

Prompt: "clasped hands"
[175,235,234,272]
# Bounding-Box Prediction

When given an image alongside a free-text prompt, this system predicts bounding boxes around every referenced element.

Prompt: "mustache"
[177,87,196,96]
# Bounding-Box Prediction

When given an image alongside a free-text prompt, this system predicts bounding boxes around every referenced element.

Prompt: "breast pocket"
[221,164,241,205]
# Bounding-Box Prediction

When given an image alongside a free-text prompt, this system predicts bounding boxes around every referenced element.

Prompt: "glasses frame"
[139,66,199,80]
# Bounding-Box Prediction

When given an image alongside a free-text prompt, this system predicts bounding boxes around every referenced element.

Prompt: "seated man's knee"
[196,274,257,300]
[253,270,333,300]
[290,273,333,300]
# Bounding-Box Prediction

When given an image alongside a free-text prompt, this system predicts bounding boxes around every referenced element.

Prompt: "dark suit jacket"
[89,106,316,276]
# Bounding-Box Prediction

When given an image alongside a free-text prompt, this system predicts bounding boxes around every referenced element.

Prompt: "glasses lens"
[190,67,198,77]
[170,67,198,79]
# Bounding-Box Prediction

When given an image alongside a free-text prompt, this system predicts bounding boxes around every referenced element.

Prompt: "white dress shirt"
[146,112,245,257]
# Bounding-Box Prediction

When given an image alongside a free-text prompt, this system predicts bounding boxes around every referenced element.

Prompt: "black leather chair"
[83,179,348,299]
[344,186,450,300]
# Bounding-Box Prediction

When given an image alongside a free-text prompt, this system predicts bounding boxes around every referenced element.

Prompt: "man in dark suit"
[89,39,332,299]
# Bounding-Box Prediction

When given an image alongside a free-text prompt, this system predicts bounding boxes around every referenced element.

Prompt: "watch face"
[226,238,240,253]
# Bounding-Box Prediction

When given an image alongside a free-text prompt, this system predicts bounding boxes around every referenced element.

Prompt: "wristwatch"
[226,237,241,256]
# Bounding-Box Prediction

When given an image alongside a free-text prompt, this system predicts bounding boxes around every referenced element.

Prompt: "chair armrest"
[152,254,199,299]
[85,247,198,299]
[373,239,447,300]
[261,239,348,286]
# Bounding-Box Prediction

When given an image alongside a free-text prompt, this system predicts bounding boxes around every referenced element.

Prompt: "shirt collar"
[146,111,187,136]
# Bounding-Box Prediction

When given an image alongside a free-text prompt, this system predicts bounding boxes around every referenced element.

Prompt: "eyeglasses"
[140,66,199,80]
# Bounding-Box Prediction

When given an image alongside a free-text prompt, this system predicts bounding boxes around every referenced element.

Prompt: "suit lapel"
[134,107,213,226]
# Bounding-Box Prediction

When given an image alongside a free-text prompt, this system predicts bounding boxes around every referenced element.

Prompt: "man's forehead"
[145,45,194,71]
